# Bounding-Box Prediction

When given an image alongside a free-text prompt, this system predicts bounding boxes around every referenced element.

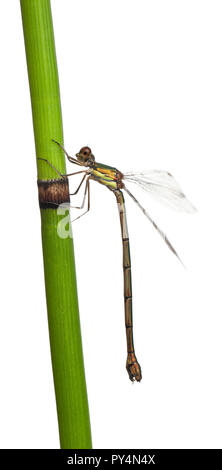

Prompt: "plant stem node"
[38,178,70,209]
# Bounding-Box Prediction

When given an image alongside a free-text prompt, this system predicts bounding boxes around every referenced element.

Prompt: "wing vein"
[124,186,184,266]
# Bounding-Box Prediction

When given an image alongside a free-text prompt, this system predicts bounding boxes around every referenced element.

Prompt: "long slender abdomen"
[114,189,142,382]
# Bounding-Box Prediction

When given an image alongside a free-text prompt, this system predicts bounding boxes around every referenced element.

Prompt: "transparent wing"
[124,170,196,213]
[124,187,184,265]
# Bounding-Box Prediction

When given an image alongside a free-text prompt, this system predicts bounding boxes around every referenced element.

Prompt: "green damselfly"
[39,140,196,382]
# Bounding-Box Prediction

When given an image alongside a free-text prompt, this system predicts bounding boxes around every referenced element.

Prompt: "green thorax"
[90,161,120,189]
[93,161,118,171]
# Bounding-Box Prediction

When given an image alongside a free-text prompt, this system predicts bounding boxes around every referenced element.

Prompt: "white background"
[0,0,222,449]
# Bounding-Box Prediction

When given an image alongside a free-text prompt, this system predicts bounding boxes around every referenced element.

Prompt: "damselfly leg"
[71,178,90,223]
[37,157,89,212]
[37,157,86,179]
[52,139,81,165]
[69,173,87,196]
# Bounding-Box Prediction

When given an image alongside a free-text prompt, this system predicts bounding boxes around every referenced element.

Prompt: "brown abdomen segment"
[114,189,142,382]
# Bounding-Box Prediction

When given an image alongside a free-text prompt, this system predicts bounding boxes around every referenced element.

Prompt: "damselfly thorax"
[90,163,124,190]
[38,141,196,383]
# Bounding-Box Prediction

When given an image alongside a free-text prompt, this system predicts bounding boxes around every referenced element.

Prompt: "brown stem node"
[37,178,70,209]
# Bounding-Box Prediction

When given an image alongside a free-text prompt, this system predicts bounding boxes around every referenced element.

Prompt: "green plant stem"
[20,0,92,449]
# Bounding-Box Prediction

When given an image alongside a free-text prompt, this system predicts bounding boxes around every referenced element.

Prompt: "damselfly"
[39,140,196,382]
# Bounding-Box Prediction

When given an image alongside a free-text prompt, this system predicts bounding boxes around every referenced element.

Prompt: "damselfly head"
[76,146,95,166]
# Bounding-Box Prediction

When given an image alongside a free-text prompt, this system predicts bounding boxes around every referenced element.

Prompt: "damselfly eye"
[76,146,94,164]
[80,146,91,157]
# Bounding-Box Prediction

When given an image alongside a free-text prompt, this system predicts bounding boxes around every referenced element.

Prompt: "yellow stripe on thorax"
[91,168,118,189]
